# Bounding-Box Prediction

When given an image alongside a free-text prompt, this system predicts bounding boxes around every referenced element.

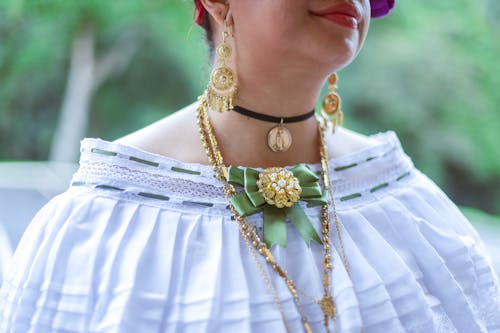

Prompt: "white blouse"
[1,131,499,333]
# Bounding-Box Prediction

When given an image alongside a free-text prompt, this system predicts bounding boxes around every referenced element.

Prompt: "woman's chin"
[308,14,366,67]
[311,43,359,71]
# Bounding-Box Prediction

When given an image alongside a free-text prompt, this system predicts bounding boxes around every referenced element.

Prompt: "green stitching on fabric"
[182,200,214,207]
[129,156,160,167]
[91,148,118,156]
[71,181,86,186]
[396,171,410,181]
[334,163,358,171]
[370,182,389,193]
[171,166,201,175]
[138,192,170,201]
[340,193,362,201]
[96,185,124,191]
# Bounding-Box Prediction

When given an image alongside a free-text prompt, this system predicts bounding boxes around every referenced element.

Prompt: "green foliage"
[0,0,498,213]
[461,206,500,228]
[0,0,208,159]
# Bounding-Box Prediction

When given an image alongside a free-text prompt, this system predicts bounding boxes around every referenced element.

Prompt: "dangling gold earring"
[320,73,344,133]
[207,14,237,113]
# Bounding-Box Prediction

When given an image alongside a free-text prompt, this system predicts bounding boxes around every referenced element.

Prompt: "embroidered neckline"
[70,131,415,211]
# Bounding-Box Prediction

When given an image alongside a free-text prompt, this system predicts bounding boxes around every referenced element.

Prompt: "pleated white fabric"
[1,131,500,333]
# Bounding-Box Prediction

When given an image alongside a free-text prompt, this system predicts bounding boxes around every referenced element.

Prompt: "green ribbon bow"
[227,164,328,248]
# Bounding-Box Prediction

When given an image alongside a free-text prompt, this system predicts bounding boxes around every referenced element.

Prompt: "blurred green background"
[0,0,499,219]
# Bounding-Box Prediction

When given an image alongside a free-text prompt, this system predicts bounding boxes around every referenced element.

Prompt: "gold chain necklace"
[196,93,352,333]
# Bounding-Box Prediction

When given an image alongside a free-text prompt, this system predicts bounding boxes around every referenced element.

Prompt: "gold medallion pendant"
[230,106,316,153]
[267,122,292,152]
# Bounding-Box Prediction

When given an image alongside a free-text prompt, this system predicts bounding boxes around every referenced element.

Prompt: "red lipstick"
[311,2,363,29]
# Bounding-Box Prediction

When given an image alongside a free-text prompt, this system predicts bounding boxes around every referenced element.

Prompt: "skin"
[117,0,379,168]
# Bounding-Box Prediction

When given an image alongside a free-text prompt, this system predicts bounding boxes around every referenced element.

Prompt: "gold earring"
[321,73,344,133]
[207,19,237,113]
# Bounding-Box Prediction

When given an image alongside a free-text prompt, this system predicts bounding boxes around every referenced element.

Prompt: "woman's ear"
[200,0,230,27]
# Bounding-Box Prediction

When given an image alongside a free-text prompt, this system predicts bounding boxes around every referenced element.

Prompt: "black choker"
[232,105,316,123]
[231,105,317,153]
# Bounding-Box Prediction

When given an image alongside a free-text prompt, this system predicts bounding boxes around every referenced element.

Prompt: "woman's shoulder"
[114,101,209,165]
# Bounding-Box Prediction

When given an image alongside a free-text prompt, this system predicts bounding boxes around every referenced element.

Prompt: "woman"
[1,0,499,332]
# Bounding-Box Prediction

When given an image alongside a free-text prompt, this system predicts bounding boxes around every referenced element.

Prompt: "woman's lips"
[311,2,363,29]
[320,13,359,29]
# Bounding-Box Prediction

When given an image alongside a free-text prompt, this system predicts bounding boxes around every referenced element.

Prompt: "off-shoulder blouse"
[1,131,499,333]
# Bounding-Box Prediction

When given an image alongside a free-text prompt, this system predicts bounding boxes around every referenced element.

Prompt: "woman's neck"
[208,63,328,168]
[235,46,327,118]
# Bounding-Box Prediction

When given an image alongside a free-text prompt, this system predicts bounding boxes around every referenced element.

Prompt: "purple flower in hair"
[370,0,395,18]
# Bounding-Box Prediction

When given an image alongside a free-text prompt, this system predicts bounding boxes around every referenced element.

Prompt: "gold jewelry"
[321,73,344,133]
[207,16,237,113]
[268,119,293,152]
[231,105,316,153]
[196,93,352,332]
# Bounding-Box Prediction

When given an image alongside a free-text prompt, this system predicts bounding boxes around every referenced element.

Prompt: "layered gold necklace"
[196,93,351,333]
